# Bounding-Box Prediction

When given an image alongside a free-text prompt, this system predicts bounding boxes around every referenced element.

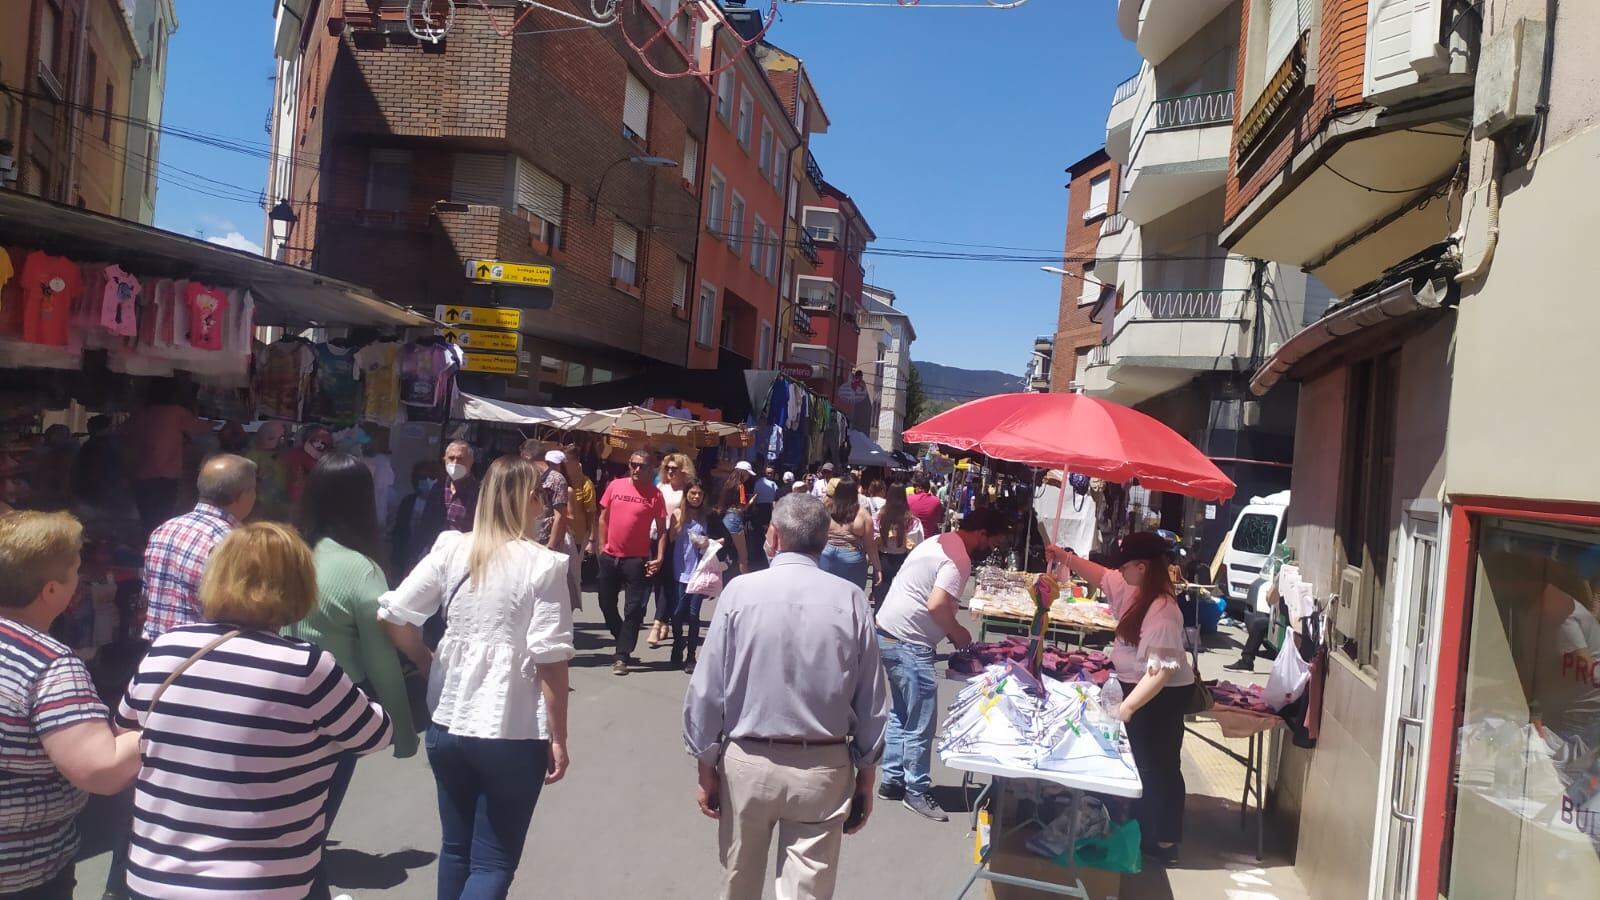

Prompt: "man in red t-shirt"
[597,450,668,675]
[907,472,945,539]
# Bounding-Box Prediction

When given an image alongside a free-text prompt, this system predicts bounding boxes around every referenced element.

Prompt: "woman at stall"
[874,483,920,605]
[819,478,883,591]
[1047,532,1193,863]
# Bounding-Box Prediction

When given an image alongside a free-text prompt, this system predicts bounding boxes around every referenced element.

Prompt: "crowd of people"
[0,409,1197,899]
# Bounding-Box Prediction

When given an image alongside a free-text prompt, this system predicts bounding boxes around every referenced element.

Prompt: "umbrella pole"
[1022,468,1035,569]
[1050,472,1068,548]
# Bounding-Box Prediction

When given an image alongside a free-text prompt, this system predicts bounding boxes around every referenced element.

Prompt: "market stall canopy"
[566,407,746,439]
[0,191,434,329]
[847,429,892,467]
[904,392,1236,501]
[454,392,587,429]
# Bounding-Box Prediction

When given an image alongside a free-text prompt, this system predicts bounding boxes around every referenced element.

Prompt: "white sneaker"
[334,894,354,900]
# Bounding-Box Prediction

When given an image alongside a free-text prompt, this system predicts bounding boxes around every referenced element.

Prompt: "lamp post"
[588,155,677,222]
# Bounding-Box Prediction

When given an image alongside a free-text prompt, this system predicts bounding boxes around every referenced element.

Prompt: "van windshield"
[1232,512,1279,555]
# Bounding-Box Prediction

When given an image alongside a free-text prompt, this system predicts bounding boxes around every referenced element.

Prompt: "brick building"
[791,181,872,401]
[267,0,709,397]
[687,2,801,371]
[1048,147,1118,392]
[2,0,144,218]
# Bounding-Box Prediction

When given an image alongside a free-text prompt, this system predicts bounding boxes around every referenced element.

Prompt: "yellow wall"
[74,0,137,216]
[0,5,33,151]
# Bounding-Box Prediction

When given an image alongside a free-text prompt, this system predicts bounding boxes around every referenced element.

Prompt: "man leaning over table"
[874,508,1010,822]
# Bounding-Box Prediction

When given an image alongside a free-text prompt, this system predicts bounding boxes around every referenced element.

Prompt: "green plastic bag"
[1058,818,1143,875]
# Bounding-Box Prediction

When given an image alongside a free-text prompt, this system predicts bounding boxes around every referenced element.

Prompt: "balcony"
[805,151,825,194]
[1119,0,1236,66]
[798,228,819,265]
[1106,70,1143,164]
[1085,288,1252,404]
[1099,212,1127,237]
[1122,89,1234,225]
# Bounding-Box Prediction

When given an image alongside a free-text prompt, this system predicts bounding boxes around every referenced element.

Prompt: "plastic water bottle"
[1098,680,1124,743]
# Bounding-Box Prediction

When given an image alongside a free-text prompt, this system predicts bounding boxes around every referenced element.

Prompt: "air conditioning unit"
[1364,0,1474,105]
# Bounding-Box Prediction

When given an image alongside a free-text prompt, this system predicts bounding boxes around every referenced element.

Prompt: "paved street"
[78,598,1308,899]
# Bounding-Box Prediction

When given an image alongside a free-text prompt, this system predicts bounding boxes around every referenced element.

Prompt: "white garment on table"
[378,531,575,740]
[876,533,971,648]
[1100,571,1194,687]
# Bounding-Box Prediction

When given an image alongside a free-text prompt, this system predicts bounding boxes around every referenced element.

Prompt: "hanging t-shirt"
[400,343,450,408]
[254,340,315,420]
[309,343,360,427]
[100,265,141,337]
[183,282,228,350]
[354,341,405,426]
[19,252,82,346]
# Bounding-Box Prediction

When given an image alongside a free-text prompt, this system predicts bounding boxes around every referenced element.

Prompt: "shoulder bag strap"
[144,628,244,723]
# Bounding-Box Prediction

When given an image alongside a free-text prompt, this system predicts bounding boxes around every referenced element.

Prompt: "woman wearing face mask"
[1048,533,1193,863]
[667,479,730,673]
[285,425,332,505]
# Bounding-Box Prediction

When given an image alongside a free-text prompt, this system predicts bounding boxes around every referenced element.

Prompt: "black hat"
[1104,531,1172,568]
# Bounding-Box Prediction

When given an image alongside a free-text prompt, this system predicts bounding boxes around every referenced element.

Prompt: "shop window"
[1333,351,1400,670]
[1446,517,1600,896]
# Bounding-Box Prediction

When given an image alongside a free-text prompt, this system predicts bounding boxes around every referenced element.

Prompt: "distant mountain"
[913,360,1023,404]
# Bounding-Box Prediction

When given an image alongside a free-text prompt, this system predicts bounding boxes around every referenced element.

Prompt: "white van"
[1220,491,1290,608]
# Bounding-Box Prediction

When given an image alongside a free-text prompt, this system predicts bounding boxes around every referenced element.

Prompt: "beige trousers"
[719,740,854,900]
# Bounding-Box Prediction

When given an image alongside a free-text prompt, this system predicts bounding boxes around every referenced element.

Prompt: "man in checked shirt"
[139,454,257,639]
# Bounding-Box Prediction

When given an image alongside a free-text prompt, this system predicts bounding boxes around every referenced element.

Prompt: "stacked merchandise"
[1211,680,1274,715]
[949,638,1114,685]
[970,567,1119,633]
[250,337,457,427]
[938,661,1138,788]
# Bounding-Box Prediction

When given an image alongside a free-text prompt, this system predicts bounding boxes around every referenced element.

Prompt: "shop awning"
[453,392,588,429]
[566,407,746,439]
[0,191,434,330]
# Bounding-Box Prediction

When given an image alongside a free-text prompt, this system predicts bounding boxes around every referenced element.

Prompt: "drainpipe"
[1454,141,1501,284]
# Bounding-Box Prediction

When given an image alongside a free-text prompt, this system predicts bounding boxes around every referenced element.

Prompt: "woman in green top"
[286,453,418,896]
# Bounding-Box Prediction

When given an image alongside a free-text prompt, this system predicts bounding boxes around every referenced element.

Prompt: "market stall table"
[968,569,1117,648]
[1184,688,1285,862]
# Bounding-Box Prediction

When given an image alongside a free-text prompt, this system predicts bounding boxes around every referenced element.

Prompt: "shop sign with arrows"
[465,259,553,287]
[434,305,522,330]
[439,327,521,352]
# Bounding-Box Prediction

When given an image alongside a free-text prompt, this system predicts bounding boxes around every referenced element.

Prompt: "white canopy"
[848,429,893,467]
[454,392,587,429]
[453,394,745,440]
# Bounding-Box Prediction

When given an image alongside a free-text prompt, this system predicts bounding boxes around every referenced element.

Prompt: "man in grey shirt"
[684,493,889,900]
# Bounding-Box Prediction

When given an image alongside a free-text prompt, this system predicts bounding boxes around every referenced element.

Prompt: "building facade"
[688,2,801,371]
[1048,147,1118,393]
[1026,335,1053,393]
[2,0,141,217]
[117,0,175,225]
[856,284,915,451]
[267,0,708,398]
[1086,0,1329,558]
[791,180,872,401]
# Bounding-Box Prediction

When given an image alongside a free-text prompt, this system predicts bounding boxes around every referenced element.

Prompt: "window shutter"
[515,159,564,225]
[1088,173,1110,214]
[623,73,650,140]
[1266,0,1300,72]
[612,222,638,263]
[684,136,699,181]
[672,258,688,309]
[452,153,505,205]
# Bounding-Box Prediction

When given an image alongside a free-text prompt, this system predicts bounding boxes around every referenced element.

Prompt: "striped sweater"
[115,624,393,899]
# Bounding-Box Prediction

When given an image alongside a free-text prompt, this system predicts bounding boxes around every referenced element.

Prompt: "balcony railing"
[1147,89,1235,133]
[798,228,819,265]
[1112,72,1141,106]
[805,151,825,194]
[1087,344,1110,367]
[1130,288,1246,320]
[1099,212,1127,237]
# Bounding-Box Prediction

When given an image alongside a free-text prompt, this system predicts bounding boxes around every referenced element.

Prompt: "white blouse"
[379,531,575,740]
[1101,570,1195,687]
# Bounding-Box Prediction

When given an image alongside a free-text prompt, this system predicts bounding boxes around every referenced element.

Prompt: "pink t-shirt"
[600,478,667,559]
[907,491,943,536]
[122,404,203,481]
[1101,570,1193,686]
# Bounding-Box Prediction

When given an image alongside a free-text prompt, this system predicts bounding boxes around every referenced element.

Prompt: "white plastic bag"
[1265,635,1310,711]
[686,539,727,598]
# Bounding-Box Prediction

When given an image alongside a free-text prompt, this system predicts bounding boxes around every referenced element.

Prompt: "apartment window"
[452,153,506,206]
[788,177,799,220]
[623,72,650,144]
[1334,350,1400,670]
[1085,172,1110,220]
[38,3,60,81]
[737,92,753,149]
[143,133,155,194]
[771,143,784,192]
[683,135,699,184]
[84,50,97,116]
[365,148,412,213]
[706,171,726,234]
[155,18,164,70]
[797,276,836,309]
[717,72,734,123]
[611,222,640,286]
[728,193,746,252]
[795,94,807,132]
[102,82,113,141]
[1265,0,1301,73]
[758,122,774,176]
[757,321,773,369]
[696,283,717,347]
[751,220,767,270]
[672,257,690,311]
[1078,265,1100,306]
[802,207,839,243]
[515,158,565,249]
[766,236,779,282]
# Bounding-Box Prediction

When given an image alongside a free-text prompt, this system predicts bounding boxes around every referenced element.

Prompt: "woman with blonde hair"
[379,455,574,900]
[115,522,393,899]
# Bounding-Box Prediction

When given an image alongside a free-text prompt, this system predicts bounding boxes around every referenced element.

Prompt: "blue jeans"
[879,635,938,796]
[819,545,868,589]
[426,726,549,900]
[670,580,706,661]
[309,753,359,900]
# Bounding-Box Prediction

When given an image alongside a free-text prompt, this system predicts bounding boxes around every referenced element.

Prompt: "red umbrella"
[905,392,1235,501]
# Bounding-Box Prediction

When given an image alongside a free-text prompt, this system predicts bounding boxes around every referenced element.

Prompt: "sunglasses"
[664,464,681,472]
[628,462,649,470]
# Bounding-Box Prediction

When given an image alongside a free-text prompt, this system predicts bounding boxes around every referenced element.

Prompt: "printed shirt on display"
[141,503,237,639]
[19,251,82,346]
[0,619,112,894]
[309,344,360,427]
[254,341,315,420]
[354,341,405,426]
[400,343,448,408]
[100,265,140,336]
[182,282,228,350]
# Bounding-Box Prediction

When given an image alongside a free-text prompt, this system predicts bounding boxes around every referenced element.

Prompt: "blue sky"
[155,1,1138,373]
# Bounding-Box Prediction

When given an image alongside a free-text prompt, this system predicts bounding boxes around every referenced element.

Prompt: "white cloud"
[207,231,263,255]
[198,213,238,232]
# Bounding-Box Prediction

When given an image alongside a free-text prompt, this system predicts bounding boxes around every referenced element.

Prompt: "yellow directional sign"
[465,259,553,287]
[434,305,521,330]
[461,352,520,375]
[439,327,521,352]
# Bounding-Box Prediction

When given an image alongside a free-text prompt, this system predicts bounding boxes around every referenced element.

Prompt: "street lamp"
[588,155,677,222]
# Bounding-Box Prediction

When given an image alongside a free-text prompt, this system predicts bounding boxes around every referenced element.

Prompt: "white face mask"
[445,462,469,482]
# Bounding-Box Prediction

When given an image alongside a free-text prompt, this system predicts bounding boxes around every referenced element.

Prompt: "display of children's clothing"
[19,251,82,346]
[255,338,316,420]
[183,282,228,350]
[308,343,361,427]
[355,340,405,426]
